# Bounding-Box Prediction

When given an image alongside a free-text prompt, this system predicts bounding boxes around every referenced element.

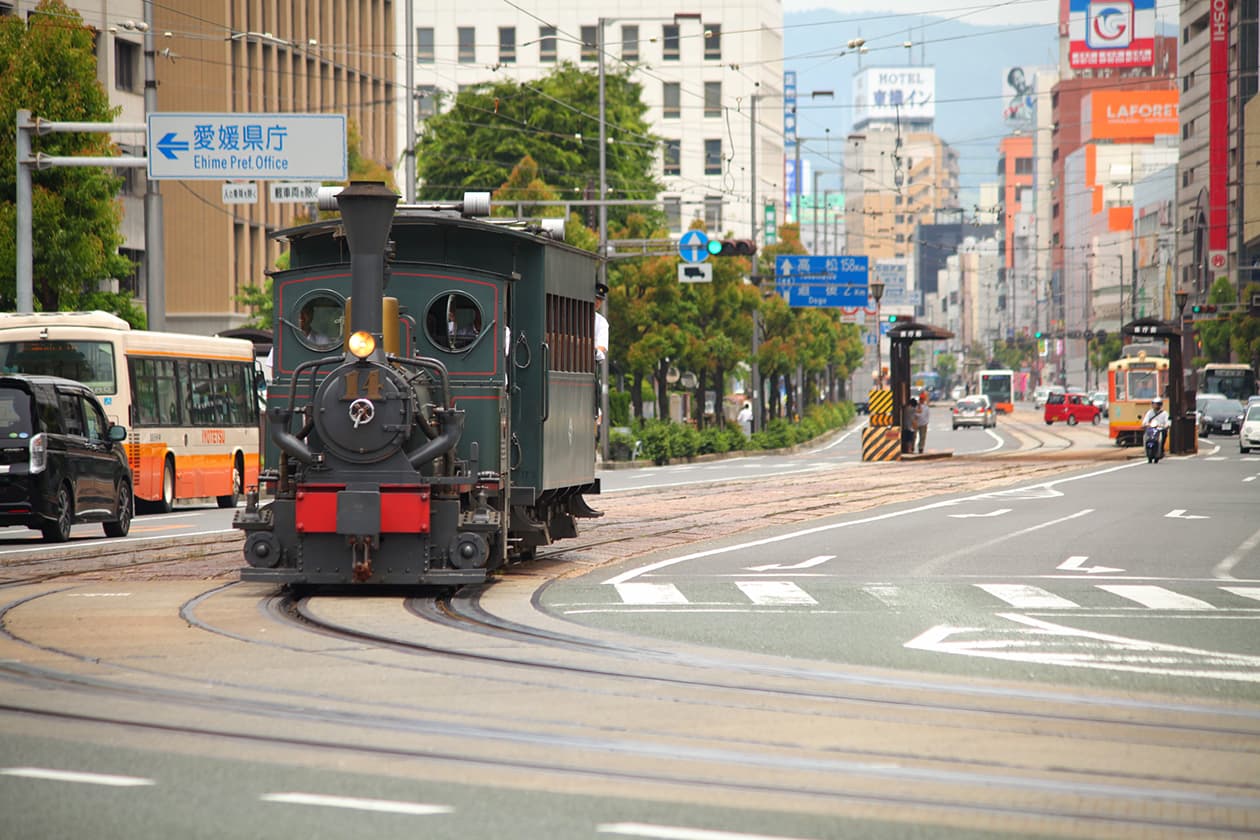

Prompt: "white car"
[1033,385,1064,409]
[1240,404,1260,454]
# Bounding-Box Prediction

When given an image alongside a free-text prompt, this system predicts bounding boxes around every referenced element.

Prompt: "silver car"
[952,395,996,429]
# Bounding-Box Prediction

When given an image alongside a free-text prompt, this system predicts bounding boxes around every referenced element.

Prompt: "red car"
[1043,392,1101,426]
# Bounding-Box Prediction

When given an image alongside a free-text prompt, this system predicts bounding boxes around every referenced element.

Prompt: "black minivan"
[0,374,133,541]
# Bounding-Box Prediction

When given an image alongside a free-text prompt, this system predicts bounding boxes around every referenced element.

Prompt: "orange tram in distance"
[1107,346,1168,446]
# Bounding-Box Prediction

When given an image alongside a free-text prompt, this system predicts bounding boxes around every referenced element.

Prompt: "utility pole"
[143,0,165,329]
[749,92,762,433]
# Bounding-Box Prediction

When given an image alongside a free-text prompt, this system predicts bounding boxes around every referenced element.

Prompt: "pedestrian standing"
[901,397,917,454]
[914,393,931,454]
[737,401,753,436]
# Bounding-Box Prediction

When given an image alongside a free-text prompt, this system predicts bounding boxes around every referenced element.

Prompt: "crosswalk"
[604,581,1260,611]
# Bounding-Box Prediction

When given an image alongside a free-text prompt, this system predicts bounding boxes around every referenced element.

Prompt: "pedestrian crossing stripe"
[600,583,1260,610]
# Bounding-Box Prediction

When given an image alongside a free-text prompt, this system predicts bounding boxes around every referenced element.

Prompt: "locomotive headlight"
[348,330,376,359]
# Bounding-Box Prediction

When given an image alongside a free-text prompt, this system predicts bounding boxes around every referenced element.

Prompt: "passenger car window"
[57,391,85,437]
[80,395,107,440]
[0,387,33,437]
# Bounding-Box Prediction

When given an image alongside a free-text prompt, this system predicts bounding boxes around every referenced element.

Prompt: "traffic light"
[1033,330,1043,339]
[885,314,900,323]
[1095,329,1107,342]
[1191,304,1217,314]
[706,238,757,257]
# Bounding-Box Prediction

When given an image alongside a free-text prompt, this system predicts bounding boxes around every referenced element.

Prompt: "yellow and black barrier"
[861,424,901,461]
[867,387,894,427]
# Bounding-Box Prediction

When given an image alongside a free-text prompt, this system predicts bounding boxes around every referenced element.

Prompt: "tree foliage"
[413,63,662,230]
[0,0,138,320]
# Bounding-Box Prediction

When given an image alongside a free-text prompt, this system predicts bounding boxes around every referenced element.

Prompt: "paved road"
[548,446,1260,700]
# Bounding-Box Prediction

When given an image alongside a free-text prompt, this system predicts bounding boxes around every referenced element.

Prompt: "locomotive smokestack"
[336,181,399,346]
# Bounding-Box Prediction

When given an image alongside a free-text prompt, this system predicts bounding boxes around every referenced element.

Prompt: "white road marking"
[948,508,1011,519]
[1166,509,1209,519]
[614,582,689,605]
[0,767,153,787]
[905,613,1260,682]
[0,528,234,554]
[862,584,903,607]
[1057,555,1124,575]
[603,462,1146,586]
[1097,585,1216,610]
[1245,476,1257,482]
[745,554,833,572]
[976,584,1080,610]
[1214,524,1260,579]
[918,509,1096,575]
[1222,586,1260,603]
[260,793,452,815]
[599,822,811,840]
[735,581,818,606]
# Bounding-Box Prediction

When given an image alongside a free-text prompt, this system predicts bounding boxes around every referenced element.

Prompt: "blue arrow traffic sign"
[678,230,710,263]
[146,113,347,181]
[155,132,190,160]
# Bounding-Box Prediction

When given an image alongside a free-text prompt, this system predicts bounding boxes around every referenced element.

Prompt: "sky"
[783,0,1059,27]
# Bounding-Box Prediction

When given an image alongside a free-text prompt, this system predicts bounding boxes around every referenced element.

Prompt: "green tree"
[0,0,139,320]
[492,155,564,218]
[414,64,662,230]
[1228,282,1260,374]
[1193,276,1236,365]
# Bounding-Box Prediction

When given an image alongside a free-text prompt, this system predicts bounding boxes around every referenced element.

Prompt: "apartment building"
[401,1,784,241]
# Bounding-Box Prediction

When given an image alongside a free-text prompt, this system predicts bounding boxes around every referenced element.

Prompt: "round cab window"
[426,293,482,352]
[293,295,343,351]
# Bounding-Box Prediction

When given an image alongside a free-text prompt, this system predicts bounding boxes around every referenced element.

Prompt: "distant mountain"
[784,10,1059,206]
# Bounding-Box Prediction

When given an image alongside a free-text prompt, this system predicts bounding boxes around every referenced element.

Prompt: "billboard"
[852,67,935,126]
[1068,0,1156,69]
[1083,89,1178,140]
[1002,66,1053,126]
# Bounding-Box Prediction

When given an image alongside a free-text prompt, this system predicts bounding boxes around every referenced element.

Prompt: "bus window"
[0,339,117,394]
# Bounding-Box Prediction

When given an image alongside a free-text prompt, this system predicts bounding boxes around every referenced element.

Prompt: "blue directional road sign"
[774,255,869,308]
[678,230,710,263]
[146,113,347,181]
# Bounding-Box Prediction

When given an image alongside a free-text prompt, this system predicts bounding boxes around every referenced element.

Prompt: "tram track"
[1,580,1258,837]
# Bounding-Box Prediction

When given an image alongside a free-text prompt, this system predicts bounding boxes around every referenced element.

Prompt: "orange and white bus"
[0,311,260,511]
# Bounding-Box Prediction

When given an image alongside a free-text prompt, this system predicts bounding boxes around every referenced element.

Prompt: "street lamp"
[870,277,886,388]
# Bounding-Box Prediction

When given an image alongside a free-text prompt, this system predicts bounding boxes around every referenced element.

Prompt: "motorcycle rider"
[1141,396,1170,461]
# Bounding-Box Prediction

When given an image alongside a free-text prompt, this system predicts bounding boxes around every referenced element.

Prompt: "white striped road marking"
[1223,586,1260,603]
[260,793,452,815]
[0,767,153,787]
[599,823,811,840]
[614,582,688,605]
[1214,524,1260,579]
[1097,585,1215,610]
[976,584,1080,610]
[862,584,903,607]
[735,581,818,606]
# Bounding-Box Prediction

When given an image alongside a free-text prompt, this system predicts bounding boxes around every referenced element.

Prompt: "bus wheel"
[151,457,175,514]
[217,456,242,508]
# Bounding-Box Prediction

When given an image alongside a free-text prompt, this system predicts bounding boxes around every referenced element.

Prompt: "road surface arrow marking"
[1166,509,1209,520]
[905,613,1260,682]
[746,554,834,572]
[1057,555,1124,575]
[948,508,1012,519]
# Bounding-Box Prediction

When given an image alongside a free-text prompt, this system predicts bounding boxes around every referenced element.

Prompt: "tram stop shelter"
[1123,317,1195,455]
[862,319,954,462]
